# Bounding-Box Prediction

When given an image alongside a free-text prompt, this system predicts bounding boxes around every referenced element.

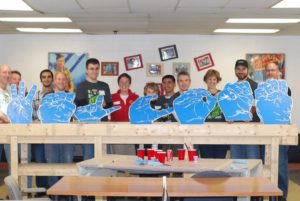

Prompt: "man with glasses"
[265,62,291,201]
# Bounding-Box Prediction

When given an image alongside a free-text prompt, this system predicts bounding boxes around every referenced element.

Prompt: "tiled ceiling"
[0,0,300,34]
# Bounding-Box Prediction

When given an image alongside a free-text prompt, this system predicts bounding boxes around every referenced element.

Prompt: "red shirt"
[110,89,139,122]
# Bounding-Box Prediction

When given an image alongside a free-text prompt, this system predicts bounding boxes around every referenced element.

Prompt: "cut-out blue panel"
[218,82,253,121]
[38,92,76,124]
[129,95,173,124]
[255,79,292,124]
[75,96,121,122]
[7,82,37,124]
[173,88,216,124]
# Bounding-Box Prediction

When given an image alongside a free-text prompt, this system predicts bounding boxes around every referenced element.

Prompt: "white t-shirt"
[0,87,10,121]
[120,94,128,105]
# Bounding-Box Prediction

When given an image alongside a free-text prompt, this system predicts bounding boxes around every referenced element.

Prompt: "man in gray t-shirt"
[74,58,112,160]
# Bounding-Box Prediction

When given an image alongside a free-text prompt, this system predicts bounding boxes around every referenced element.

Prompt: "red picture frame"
[101,62,119,76]
[194,53,214,71]
[155,83,164,96]
[124,54,143,71]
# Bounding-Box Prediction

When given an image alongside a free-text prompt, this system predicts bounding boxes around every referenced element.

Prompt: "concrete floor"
[0,169,299,201]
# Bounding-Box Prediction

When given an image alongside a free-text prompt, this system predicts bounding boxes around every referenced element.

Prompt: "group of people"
[0,57,290,201]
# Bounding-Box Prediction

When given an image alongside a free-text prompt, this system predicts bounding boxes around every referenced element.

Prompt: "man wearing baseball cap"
[230,59,261,159]
[234,59,258,92]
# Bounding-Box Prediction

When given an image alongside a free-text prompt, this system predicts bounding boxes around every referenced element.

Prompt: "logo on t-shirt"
[0,92,10,115]
[88,89,99,104]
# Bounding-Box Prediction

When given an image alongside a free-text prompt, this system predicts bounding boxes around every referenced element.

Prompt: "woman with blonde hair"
[44,72,74,187]
[199,69,228,158]
[143,82,160,150]
[144,82,160,96]
[54,54,74,92]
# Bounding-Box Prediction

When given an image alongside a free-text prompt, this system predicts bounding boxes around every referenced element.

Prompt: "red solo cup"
[157,152,166,164]
[137,149,145,159]
[188,149,197,161]
[177,149,186,160]
[147,149,155,160]
[154,149,162,159]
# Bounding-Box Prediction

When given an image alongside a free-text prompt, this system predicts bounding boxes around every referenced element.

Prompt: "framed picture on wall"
[146,63,163,77]
[194,53,214,71]
[124,54,143,71]
[246,53,285,83]
[48,52,88,89]
[172,62,191,77]
[101,62,119,76]
[155,83,164,96]
[159,45,178,61]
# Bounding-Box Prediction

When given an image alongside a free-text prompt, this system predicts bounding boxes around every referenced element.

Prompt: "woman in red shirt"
[110,73,138,154]
[111,73,138,121]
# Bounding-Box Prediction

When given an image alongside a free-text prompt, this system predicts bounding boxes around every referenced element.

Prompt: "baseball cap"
[235,59,248,69]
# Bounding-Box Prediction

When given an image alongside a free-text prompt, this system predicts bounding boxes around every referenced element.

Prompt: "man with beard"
[32,69,54,189]
[230,59,261,159]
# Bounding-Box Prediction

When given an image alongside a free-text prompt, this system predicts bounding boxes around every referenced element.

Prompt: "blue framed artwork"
[48,52,88,89]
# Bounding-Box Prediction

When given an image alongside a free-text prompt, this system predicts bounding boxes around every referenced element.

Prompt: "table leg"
[20,143,28,199]
[270,138,279,185]
[10,136,18,181]
[251,196,263,201]
[269,196,278,201]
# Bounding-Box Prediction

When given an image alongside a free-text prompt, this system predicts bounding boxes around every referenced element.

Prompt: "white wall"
[0,34,299,128]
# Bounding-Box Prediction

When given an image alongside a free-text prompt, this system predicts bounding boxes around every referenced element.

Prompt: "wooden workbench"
[0,122,298,186]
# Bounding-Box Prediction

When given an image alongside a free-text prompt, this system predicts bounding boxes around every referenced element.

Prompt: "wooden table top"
[77,155,262,175]
[47,176,282,197]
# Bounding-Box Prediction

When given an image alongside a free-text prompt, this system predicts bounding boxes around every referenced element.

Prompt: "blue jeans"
[199,145,228,158]
[278,145,289,198]
[82,144,94,160]
[0,144,3,162]
[4,144,32,187]
[32,144,48,188]
[4,144,32,163]
[45,144,74,187]
[230,145,260,159]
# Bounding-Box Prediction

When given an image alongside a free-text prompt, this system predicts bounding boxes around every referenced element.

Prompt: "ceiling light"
[0,17,72,22]
[16,28,82,33]
[227,18,300,23]
[273,0,300,8]
[214,29,280,34]
[0,0,33,11]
